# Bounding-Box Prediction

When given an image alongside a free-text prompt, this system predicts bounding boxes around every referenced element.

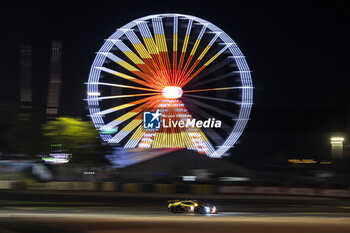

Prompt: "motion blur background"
[0,0,348,191]
[0,1,349,232]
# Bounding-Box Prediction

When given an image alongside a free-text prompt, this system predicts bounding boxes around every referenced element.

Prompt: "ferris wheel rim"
[86,13,253,158]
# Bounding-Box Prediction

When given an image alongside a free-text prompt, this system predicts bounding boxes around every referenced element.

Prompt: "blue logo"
[143,110,161,129]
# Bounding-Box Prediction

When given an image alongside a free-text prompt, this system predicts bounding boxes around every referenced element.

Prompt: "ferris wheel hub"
[162,86,183,99]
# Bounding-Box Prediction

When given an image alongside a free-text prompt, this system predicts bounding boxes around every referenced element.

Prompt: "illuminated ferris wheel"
[86,13,253,158]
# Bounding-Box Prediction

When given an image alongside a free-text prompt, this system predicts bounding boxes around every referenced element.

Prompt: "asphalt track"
[1,190,350,232]
[1,209,350,233]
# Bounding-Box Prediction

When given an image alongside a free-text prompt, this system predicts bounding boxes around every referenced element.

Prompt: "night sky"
[0,1,347,163]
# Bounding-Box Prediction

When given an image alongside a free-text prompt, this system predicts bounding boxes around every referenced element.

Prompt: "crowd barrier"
[1,180,349,198]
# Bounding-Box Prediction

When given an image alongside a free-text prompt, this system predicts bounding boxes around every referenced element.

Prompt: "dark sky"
[0,1,348,161]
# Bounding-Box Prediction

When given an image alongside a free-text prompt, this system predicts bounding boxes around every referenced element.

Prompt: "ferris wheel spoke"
[183,98,237,119]
[180,131,196,150]
[190,71,244,88]
[93,96,156,116]
[177,32,220,87]
[172,15,178,77]
[196,128,216,155]
[182,42,234,87]
[100,112,138,131]
[152,132,187,148]
[100,97,162,131]
[95,66,154,89]
[179,24,207,82]
[137,21,162,66]
[111,39,160,85]
[188,57,235,87]
[201,128,225,146]
[86,82,160,92]
[99,52,156,87]
[186,128,215,155]
[126,30,159,67]
[137,20,170,82]
[108,115,143,143]
[184,86,241,93]
[124,30,161,72]
[112,40,145,66]
[152,17,172,78]
[181,101,226,144]
[85,92,159,101]
[177,19,193,73]
[183,93,241,104]
[109,98,163,143]
[171,101,214,154]
[124,125,148,148]
[183,99,232,132]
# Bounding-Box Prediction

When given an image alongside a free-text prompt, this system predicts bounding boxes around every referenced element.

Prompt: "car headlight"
[205,207,210,213]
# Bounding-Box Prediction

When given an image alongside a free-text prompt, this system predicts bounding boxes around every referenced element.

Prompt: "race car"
[168,200,217,214]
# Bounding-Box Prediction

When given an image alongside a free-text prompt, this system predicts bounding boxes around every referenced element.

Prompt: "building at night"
[115,149,253,182]
[18,44,32,121]
[46,41,62,118]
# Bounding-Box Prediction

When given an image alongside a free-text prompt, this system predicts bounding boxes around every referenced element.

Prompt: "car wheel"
[170,207,175,213]
[195,207,202,214]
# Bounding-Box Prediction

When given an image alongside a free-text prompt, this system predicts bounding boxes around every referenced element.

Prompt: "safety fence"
[0,180,349,198]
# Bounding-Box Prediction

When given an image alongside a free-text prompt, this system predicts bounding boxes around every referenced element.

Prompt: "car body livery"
[168,200,217,214]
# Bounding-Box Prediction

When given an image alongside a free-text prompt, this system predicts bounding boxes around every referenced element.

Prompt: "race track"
[1,209,350,233]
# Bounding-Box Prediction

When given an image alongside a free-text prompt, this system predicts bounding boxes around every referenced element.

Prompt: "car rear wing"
[167,200,180,203]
